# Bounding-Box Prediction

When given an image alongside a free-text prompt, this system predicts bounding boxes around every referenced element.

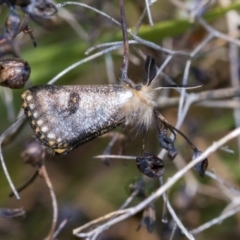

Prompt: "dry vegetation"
[1,0,240,239]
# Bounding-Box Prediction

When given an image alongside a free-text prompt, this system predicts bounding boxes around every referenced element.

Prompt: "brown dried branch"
[39,165,58,240]
[156,86,240,109]
[119,0,129,80]
[0,208,25,218]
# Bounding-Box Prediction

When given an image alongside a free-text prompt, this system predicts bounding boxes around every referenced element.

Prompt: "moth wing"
[22,85,129,154]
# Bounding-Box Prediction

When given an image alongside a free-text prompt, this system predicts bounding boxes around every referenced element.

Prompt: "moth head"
[120,55,200,130]
[120,56,158,130]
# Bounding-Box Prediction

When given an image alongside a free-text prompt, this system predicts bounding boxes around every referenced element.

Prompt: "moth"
[21,56,199,155]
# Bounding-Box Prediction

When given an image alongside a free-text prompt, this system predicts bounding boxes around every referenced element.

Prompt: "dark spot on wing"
[68,92,80,115]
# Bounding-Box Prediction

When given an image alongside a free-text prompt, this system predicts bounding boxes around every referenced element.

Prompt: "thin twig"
[177,59,191,123]
[0,115,26,200]
[39,165,58,240]
[105,53,117,84]
[119,0,129,80]
[205,171,240,196]
[197,17,240,46]
[145,0,154,27]
[93,155,135,160]
[190,205,240,235]
[85,40,138,55]
[48,45,130,85]
[190,32,214,57]
[0,208,25,218]
[170,222,178,240]
[57,2,190,57]
[160,177,195,240]
[119,189,139,210]
[135,7,147,34]
[73,209,129,236]
[52,217,70,239]
[156,87,240,109]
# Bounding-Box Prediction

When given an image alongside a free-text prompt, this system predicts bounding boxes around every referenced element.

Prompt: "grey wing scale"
[21,84,125,154]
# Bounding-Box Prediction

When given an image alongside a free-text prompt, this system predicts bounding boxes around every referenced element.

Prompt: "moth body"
[21,56,196,155]
[21,81,156,154]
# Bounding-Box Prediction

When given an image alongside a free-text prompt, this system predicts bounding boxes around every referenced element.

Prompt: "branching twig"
[74,127,240,237]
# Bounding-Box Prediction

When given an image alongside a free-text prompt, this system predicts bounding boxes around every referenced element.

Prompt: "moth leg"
[118,131,129,156]
[9,170,38,197]
[100,132,127,165]
[141,129,146,155]
[9,139,47,197]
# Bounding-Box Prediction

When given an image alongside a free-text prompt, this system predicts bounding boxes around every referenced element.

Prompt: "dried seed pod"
[192,149,208,177]
[0,58,31,89]
[136,153,164,178]
[21,56,200,155]
[158,132,178,160]
[5,10,21,38]
[158,132,173,150]
[167,147,178,160]
[8,0,31,7]
[137,203,156,233]
[23,0,57,18]
[21,139,46,167]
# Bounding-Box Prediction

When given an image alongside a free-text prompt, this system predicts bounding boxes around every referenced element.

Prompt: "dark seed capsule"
[21,139,46,167]
[23,0,58,18]
[192,149,208,177]
[158,134,172,150]
[8,0,31,7]
[136,153,164,178]
[167,147,178,160]
[0,59,31,89]
[158,133,178,160]
[137,204,156,233]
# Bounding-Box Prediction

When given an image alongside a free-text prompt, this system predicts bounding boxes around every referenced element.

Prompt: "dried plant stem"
[39,165,58,240]
[145,0,154,27]
[9,170,38,197]
[160,177,195,240]
[74,127,240,237]
[190,205,240,235]
[52,218,70,239]
[119,0,129,79]
[0,115,26,200]
[156,86,240,109]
